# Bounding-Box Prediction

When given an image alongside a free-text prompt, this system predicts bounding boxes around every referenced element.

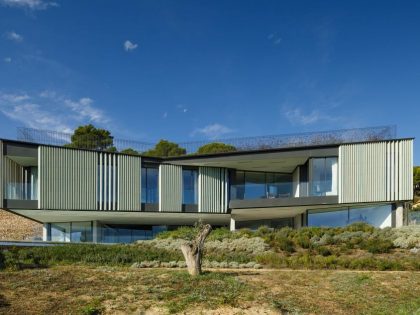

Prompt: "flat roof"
[0,137,414,161]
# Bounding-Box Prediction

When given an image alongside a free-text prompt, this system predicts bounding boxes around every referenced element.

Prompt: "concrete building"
[0,133,413,243]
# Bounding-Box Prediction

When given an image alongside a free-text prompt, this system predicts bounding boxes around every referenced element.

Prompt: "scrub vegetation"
[1,223,420,314]
[1,223,419,271]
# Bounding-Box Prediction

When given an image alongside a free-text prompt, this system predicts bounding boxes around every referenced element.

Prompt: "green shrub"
[294,234,311,249]
[270,236,295,253]
[315,246,332,257]
[361,238,394,254]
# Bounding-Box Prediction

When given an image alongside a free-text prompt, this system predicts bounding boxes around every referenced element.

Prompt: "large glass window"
[70,222,93,243]
[310,157,337,196]
[308,208,348,227]
[230,171,293,200]
[308,204,393,228]
[50,223,71,242]
[100,225,168,243]
[349,205,392,228]
[141,167,159,203]
[183,169,198,204]
[244,172,266,199]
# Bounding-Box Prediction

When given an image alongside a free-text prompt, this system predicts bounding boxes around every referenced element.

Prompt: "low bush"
[361,238,394,254]
[270,236,295,253]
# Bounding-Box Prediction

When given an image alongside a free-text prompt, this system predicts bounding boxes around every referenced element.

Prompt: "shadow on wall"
[0,210,42,241]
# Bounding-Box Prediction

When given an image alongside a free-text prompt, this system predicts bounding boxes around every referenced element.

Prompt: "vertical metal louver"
[339,139,413,203]
[198,167,228,213]
[97,152,118,210]
[159,164,182,212]
[117,154,141,211]
[39,146,97,210]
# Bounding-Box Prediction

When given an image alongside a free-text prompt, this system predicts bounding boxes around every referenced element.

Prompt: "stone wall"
[0,209,43,241]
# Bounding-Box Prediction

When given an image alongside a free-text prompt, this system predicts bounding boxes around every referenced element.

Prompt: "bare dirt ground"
[0,209,42,241]
[0,266,419,314]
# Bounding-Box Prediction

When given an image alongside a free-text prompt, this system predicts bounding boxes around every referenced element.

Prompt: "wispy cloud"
[5,31,23,42]
[283,107,340,125]
[124,40,138,52]
[267,32,282,45]
[0,0,58,10]
[162,111,168,119]
[192,123,233,140]
[176,104,188,113]
[64,97,108,124]
[4,57,12,63]
[0,90,109,132]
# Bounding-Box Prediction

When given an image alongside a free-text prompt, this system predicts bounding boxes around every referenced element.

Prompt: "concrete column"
[42,223,48,241]
[395,203,404,228]
[294,214,302,229]
[230,218,236,232]
[92,221,100,243]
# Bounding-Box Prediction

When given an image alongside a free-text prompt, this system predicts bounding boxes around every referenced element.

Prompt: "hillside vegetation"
[1,223,419,271]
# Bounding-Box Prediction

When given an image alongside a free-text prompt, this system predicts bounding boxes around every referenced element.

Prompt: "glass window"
[244,172,266,199]
[310,157,338,196]
[349,205,392,228]
[70,222,93,243]
[183,169,198,204]
[50,223,71,242]
[141,167,159,203]
[308,208,348,227]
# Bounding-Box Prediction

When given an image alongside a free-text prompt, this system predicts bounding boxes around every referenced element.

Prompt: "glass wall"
[141,166,159,204]
[5,166,38,200]
[230,170,293,200]
[100,225,167,243]
[183,169,198,204]
[49,222,92,242]
[308,204,392,228]
[49,223,71,242]
[309,157,338,196]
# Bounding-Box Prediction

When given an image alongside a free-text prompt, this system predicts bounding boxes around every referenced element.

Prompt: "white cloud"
[268,32,282,45]
[0,90,109,133]
[162,111,168,119]
[124,40,138,51]
[5,31,23,42]
[64,97,108,124]
[192,123,233,140]
[176,104,188,113]
[284,107,339,125]
[0,0,58,10]
[4,57,12,63]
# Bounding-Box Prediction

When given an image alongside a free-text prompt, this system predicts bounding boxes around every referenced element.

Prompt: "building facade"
[0,137,413,243]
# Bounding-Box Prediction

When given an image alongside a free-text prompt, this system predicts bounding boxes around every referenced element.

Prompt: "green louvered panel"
[159,164,182,212]
[40,146,97,210]
[118,154,141,211]
[0,141,3,208]
[198,167,228,213]
[339,139,413,203]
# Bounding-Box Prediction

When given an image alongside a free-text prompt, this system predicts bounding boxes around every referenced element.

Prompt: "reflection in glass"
[141,167,159,203]
[310,157,337,196]
[349,205,392,228]
[50,223,71,242]
[70,222,93,243]
[183,169,198,204]
[308,208,348,227]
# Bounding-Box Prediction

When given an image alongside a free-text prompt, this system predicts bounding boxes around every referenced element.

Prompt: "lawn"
[0,266,419,314]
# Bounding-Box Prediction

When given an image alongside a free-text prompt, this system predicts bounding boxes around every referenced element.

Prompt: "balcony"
[229,158,338,209]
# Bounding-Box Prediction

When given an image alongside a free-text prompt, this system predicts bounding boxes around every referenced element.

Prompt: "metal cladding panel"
[198,167,228,213]
[118,154,141,211]
[339,140,413,203]
[39,146,97,210]
[0,141,3,208]
[159,164,182,212]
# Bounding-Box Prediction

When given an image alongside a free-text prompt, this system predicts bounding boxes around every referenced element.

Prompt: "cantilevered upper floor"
[0,135,414,217]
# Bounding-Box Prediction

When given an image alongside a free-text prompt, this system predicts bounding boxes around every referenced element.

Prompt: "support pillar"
[294,214,302,229]
[230,218,236,232]
[92,221,100,243]
[42,223,48,241]
[395,203,404,228]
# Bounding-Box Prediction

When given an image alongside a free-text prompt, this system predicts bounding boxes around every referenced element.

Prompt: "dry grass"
[0,266,419,314]
[0,210,42,241]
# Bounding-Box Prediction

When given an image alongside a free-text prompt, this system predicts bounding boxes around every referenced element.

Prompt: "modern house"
[0,129,414,243]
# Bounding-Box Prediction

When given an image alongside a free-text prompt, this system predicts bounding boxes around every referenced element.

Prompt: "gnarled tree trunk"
[180,223,212,276]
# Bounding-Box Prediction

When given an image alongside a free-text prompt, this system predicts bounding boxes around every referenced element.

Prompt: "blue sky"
[0,0,419,163]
